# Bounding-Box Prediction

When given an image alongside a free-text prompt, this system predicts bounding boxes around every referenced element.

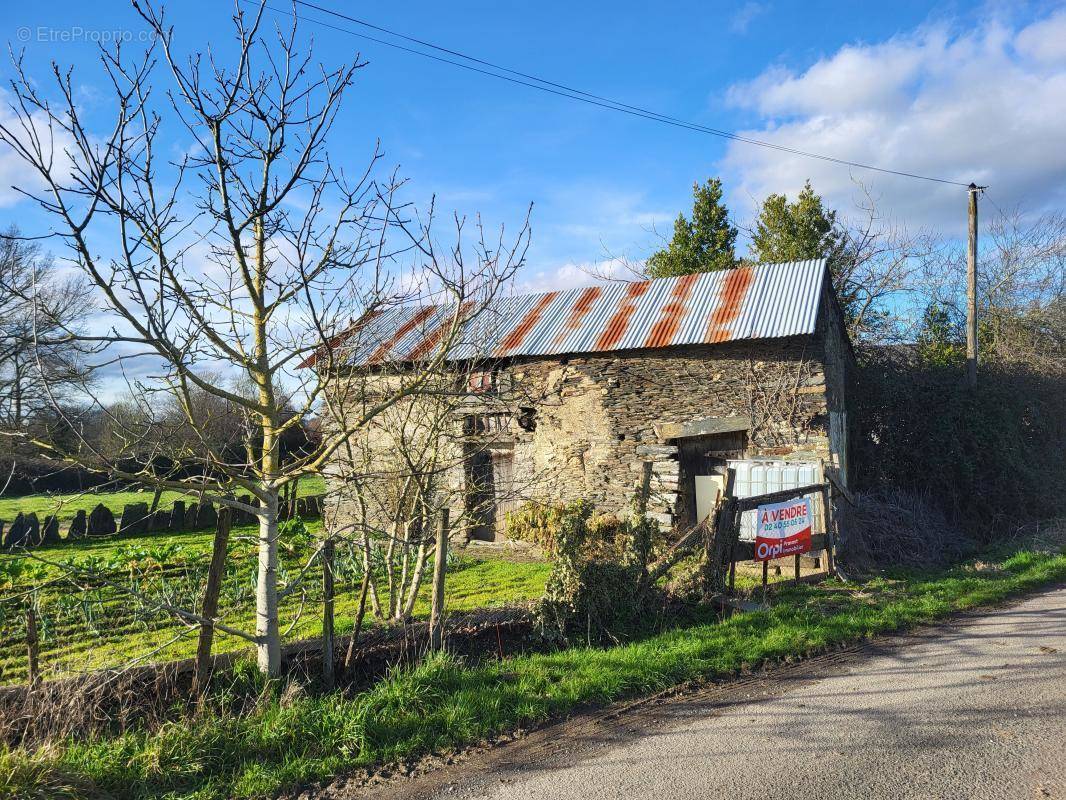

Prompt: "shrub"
[838,488,977,571]
[854,355,1066,539]
[535,502,661,643]
[504,502,570,552]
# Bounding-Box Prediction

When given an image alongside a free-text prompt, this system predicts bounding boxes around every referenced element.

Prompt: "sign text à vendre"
[754,496,813,561]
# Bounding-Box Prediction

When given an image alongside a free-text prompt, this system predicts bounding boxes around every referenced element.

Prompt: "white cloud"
[0,95,78,209]
[1015,9,1066,65]
[730,2,768,34]
[720,11,1066,233]
[515,257,638,294]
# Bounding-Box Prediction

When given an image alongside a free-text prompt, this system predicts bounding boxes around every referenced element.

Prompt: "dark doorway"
[676,431,747,529]
[466,450,495,541]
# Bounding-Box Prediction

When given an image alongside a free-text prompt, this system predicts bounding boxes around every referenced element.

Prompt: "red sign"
[754,497,813,561]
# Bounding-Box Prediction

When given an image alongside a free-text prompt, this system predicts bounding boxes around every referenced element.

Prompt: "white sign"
[754,497,813,561]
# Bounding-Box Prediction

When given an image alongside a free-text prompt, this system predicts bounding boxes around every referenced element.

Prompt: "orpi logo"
[755,540,784,560]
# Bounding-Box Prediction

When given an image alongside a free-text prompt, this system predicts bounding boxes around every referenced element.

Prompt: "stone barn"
[320,258,853,541]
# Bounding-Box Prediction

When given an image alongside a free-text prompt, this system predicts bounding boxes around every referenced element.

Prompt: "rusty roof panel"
[336,259,827,366]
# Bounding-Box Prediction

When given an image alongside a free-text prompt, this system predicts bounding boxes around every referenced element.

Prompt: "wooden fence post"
[322,536,335,689]
[428,508,450,651]
[192,507,232,699]
[704,468,737,595]
[26,606,39,686]
[820,486,836,577]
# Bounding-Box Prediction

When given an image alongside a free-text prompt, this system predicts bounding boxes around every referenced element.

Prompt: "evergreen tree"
[750,180,845,264]
[916,302,966,367]
[646,178,737,278]
[749,181,878,334]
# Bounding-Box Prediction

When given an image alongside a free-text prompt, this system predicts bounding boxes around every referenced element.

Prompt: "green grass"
[0,523,550,682]
[0,475,327,524]
[6,546,1065,800]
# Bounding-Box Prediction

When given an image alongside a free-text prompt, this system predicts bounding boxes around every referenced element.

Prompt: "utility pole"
[966,183,981,388]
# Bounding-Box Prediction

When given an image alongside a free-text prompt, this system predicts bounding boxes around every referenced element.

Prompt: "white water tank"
[727,459,823,541]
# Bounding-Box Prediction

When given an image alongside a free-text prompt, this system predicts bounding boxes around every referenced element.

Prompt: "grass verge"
[5,547,1065,800]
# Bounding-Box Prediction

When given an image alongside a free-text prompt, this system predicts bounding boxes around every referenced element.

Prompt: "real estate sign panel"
[754,497,813,561]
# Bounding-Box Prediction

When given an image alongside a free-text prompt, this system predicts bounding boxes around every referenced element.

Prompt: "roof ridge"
[317,258,828,366]
[499,257,828,304]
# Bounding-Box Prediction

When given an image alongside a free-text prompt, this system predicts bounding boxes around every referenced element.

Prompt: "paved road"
[406,587,1066,800]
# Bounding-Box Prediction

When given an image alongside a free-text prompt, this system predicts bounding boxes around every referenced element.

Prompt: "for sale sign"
[754,497,813,561]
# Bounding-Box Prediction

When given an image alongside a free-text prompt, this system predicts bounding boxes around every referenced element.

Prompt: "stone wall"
[325,326,850,539]
[493,334,835,528]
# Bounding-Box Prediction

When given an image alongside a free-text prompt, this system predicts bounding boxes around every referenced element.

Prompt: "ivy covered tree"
[646,178,737,278]
[750,180,845,265]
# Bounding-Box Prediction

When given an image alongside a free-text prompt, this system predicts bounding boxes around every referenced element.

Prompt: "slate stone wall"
[496,335,835,528]
[325,324,851,538]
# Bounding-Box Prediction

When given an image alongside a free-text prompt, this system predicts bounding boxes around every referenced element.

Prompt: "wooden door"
[490,450,517,540]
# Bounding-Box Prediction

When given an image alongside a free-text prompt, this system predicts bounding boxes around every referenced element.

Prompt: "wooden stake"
[794,554,801,582]
[820,486,837,577]
[966,183,980,388]
[344,568,371,672]
[761,560,769,605]
[192,507,231,698]
[636,461,652,517]
[26,606,39,686]
[706,468,737,595]
[428,508,450,651]
[322,537,335,689]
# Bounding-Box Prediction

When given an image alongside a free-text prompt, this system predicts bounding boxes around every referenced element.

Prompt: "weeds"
[5,546,1064,800]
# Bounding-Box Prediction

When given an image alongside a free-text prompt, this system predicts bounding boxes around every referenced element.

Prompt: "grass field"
[5,544,1064,800]
[0,519,549,684]
[0,475,327,524]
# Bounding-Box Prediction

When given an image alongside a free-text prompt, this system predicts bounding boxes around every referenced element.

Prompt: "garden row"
[0,494,325,550]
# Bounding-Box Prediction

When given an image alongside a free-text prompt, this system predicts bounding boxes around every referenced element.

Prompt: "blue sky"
[4,0,1066,292]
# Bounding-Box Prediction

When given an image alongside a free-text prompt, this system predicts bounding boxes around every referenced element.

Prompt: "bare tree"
[833,189,944,345]
[0,228,94,431]
[920,206,1066,370]
[979,209,1066,370]
[322,355,533,633]
[0,1,528,674]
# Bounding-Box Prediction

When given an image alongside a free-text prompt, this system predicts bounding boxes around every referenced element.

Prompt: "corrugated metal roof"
[332,259,827,366]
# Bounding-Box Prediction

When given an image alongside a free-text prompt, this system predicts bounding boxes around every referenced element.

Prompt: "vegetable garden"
[0,512,548,686]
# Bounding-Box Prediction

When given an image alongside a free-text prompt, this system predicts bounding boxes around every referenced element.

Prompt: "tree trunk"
[344,565,372,672]
[361,530,383,618]
[400,532,431,619]
[256,491,281,675]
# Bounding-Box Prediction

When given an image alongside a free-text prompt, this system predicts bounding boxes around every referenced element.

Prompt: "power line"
[981,188,1010,221]
[251,0,974,189]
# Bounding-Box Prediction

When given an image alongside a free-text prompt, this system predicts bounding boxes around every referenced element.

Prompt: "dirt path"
[311,586,1066,800]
